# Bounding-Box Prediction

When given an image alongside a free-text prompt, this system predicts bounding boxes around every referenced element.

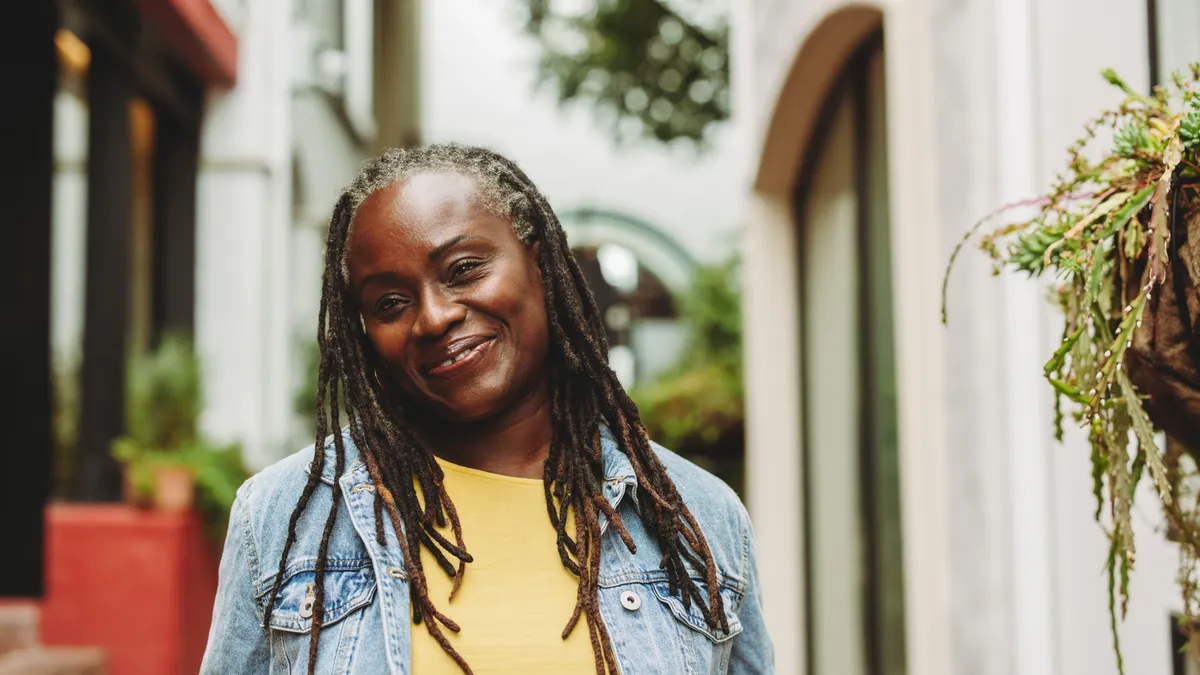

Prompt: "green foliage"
[1181,108,1200,149]
[944,65,1200,673]
[110,334,249,541]
[631,259,742,452]
[122,334,202,451]
[1113,122,1153,158]
[520,0,730,144]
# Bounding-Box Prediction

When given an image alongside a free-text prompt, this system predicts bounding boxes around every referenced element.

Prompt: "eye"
[373,294,408,317]
[449,259,483,282]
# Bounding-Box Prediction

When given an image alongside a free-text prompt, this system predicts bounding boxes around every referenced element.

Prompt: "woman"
[200,144,772,674]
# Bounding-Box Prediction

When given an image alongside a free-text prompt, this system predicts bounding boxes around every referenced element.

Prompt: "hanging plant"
[944,65,1200,672]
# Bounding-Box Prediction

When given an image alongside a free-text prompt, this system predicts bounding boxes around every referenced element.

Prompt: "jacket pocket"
[651,579,744,643]
[259,558,377,634]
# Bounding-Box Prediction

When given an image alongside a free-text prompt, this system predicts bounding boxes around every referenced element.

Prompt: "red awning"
[136,0,238,88]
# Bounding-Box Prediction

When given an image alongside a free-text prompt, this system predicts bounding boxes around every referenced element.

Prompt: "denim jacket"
[200,427,774,674]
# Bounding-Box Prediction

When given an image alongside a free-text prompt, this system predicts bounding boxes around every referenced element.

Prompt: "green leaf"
[1181,109,1200,148]
[1048,377,1090,404]
[1045,327,1084,376]
[1114,123,1152,158]
[1086,245,1108,306]
[1103,68,1136,96]
[1117,368,1173,505]
[1107,537,1127,675]
[1090,428,1108,520]
[1147,135,1184,284]
[1098,185,1155,239]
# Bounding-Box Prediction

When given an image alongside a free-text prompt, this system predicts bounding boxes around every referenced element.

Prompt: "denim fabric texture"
[200,426,774,674]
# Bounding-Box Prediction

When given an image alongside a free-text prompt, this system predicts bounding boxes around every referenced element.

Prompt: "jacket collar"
[307,424,640,554]
[305,424,638,488]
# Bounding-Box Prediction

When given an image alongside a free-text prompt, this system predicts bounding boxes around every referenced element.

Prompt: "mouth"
[424,336,496,378]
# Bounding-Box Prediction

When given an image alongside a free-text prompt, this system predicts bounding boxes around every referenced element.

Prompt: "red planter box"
[41,504,221,675]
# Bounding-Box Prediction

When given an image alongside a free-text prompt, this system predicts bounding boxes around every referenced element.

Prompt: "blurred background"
[3,0,1200,673]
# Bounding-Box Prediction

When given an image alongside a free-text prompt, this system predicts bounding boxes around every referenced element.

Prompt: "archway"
[741,4,950,675]
[793,31,905,675]
[558,208,696,389]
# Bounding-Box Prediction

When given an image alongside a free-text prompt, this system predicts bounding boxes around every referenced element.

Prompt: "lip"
[423,336,496,378]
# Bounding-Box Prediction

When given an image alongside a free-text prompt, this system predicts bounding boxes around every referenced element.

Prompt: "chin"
[427,391,507,425]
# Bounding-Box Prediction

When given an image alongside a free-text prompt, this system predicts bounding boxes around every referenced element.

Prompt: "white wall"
[1032,2,1181,673]
[197,0,294,470]
[418,0,747,265]
[50,92,89,372]
[741,0,1184,673]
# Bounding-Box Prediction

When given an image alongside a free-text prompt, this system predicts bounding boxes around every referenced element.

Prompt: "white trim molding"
[741,2,951,674]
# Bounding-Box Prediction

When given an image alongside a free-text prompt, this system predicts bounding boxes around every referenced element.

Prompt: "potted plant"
[945,66,1200,671]
[111,334,249,538]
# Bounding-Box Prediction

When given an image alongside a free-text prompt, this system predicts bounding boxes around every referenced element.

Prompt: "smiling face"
[345,171,550,424]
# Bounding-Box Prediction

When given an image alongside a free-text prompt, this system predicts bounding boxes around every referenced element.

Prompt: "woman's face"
[345,171,550,423]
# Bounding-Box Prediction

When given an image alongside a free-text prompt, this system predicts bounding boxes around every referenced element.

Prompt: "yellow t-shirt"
[410,457,596,674]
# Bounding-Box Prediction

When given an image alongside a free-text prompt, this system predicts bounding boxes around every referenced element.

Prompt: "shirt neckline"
[433,455,545,487]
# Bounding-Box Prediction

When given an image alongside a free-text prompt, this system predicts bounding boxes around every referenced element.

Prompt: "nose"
[413,285,466,339]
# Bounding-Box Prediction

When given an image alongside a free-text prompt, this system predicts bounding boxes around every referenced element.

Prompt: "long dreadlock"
[263,144,728,674]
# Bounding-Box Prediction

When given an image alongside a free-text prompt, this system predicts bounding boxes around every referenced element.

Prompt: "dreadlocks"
[263,144,728,674]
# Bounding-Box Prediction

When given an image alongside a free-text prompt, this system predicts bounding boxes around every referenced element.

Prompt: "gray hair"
[340,145,537,285]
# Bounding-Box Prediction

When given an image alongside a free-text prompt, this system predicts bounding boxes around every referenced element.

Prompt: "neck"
[416,385,553,479]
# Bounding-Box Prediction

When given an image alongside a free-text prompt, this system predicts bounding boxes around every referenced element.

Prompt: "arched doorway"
[568,242,680,388]
[793,31,905,675]
[559,208,697,389]
[741,3,950,673]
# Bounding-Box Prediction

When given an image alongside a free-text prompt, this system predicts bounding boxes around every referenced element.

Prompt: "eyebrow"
[428,234,486,261]
[356,234,489,297]
[357,270,400,297]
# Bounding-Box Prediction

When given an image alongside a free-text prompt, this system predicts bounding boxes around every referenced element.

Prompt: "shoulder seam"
[737,501,750,613]
[238,476,265,621]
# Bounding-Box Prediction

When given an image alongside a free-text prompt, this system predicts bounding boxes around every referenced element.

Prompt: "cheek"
[476,273,547,357]
[365,322,411,369]
[515,289,549,360]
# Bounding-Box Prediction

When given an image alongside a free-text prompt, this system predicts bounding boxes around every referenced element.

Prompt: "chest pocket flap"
[260,558,377,634]
[652,579,744,643]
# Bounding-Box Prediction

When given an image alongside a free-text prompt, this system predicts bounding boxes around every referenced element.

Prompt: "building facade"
[5,0,238,595]
[186,0,418,469]
[736,1,1196,674]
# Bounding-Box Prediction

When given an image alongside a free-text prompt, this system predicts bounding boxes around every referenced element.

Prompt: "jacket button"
[299,583,315,618]
[386,566,404,579]
[620,590,641,611]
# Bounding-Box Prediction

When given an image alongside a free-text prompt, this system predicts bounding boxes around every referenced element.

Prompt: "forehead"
[345,171,513,271]
[356,171,480,233]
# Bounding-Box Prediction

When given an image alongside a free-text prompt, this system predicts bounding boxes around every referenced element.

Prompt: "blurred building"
[40,0,421,493]
[193,0,418,469]
[736,1,1198,674]
[6,0,238,594]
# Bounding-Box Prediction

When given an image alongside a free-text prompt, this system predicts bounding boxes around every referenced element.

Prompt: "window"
[792,30,905,675]
[1172,615,1200,675]
[1150,0,1200,87]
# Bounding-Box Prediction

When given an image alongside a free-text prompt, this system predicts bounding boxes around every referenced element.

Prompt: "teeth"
[436,345,477,369]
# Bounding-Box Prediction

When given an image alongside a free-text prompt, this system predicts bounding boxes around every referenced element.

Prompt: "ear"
[528,240,544,284]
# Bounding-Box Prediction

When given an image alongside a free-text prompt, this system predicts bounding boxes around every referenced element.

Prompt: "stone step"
[0,648,107,675]
[0,606,38,657]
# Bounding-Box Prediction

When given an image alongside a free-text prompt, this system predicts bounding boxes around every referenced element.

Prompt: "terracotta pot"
[153,465,195,512]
